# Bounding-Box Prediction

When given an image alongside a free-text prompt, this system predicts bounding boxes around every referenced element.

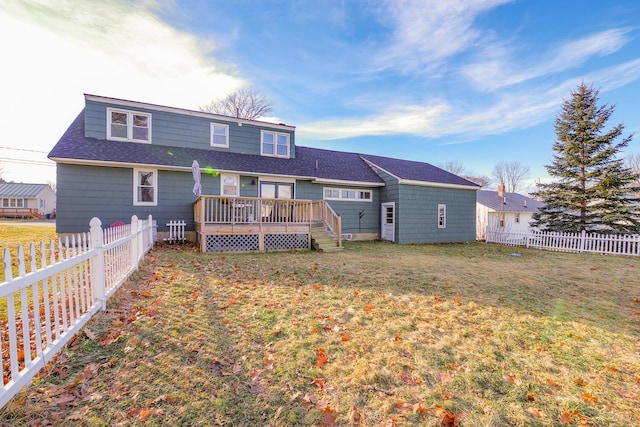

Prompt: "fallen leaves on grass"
[574,377,588,386]
[320,405,338,426]
[581,392,598,404]
[439,409,460,426]
[316,348,328,368]
[347,405,363,425]
[559,410,574,423]
[526,407,545,419]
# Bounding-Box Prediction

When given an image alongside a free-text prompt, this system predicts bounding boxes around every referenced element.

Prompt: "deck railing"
[310,200,342,246]
[193,196,342,248]
[194,196,313,225]
[0,208,42,219]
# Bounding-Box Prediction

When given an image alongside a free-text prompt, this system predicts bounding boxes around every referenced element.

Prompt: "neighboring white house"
[476,187,544,240]
[0,183,57,219]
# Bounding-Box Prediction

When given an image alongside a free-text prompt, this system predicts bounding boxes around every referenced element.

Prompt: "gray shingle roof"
[0,183,51,198]
[49,109,477,188]
[476,190,544,212]
[361,154,479,187]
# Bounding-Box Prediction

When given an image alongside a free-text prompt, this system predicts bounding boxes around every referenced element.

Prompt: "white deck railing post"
[89,217,106,311]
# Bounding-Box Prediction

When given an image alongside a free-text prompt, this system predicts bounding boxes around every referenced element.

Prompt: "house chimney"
[498,184,505,197]
[524,199,527,208]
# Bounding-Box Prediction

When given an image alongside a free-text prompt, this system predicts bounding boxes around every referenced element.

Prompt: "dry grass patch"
[0,241,638,426]
[0,223,58,282]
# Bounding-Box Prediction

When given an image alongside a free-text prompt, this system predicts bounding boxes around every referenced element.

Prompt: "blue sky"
[2,0,640,192]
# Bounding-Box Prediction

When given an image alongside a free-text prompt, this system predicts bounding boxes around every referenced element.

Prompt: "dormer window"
[261,130,289,158]
[107,108,151,143]
[210,123,229,147]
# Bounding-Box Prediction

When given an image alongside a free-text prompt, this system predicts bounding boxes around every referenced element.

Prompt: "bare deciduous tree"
[464,175,491,187]
[492,161,530,193]
[438,161,466,175]
[200,88,273,120]
[439,161,490,187]
[627,153,640,194]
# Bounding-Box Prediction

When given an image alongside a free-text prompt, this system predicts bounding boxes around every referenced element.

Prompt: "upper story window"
[210,123,229,147]
[261,131,290,158]
[107,108,151,143]
[323,188,372,202]
[133,168,157,206]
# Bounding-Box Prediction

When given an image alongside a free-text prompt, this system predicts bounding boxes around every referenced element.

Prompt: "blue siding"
[84,100,296,158]
[397,185,476,243]
[371,168,400,240]
[56,164,219,233]
[296,181,380,235]
[368,166,475,243]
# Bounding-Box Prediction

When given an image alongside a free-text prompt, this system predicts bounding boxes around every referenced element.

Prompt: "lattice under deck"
[265,233,309,251]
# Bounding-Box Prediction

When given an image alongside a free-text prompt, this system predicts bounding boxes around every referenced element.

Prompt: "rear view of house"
[48,94,478,251]
[0,183,56,219]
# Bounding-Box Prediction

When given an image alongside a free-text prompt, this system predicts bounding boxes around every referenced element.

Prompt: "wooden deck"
[0,208,43,219]
[193,196,341,252]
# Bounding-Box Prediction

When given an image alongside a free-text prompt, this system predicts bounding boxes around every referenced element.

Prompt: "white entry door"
[381,202,395,242]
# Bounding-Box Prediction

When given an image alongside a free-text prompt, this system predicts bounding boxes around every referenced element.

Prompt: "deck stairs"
[310,221,343,252]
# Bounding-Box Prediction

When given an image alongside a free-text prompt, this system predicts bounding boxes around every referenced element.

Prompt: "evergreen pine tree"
[531,83,640,233]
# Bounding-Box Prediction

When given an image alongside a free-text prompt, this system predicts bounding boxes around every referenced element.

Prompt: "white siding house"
[476,188,544,240]
[0,183,57,218]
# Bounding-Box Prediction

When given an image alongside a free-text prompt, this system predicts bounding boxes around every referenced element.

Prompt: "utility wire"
[0,146,50,154]
[0,157,55,167]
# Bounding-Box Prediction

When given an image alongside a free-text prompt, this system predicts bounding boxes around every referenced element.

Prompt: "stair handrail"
[310,200,342,247]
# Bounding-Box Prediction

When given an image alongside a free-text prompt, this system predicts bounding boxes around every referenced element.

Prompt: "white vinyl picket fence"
[0,215,156,408]
[486,229,640,256]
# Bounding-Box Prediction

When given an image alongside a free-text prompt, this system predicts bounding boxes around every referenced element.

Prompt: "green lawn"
[0,241,638,426]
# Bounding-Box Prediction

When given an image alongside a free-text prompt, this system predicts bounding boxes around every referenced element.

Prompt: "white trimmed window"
[134,169,157,206]
[2,198,25,208]
[515,213,520,223]
[438,204,446,228]
[107,108,151,143]
[323,188,372,202]
[261,130,290,158]
[210,123,229,147]
[221,174,239,196]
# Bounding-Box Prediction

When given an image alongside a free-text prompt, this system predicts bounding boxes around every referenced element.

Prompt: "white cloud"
[298,103,451,140]
[462,28,632,91]
[0,0,243,184]
[373,0,513,73]
[300,57,640,142]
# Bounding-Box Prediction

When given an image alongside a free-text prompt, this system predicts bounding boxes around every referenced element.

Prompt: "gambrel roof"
[49,109,478,189]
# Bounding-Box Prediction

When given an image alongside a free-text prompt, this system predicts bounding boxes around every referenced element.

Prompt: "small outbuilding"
[0,183,57,219]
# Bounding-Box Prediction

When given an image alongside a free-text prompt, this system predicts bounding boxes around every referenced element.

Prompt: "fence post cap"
[89,217,102,228]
